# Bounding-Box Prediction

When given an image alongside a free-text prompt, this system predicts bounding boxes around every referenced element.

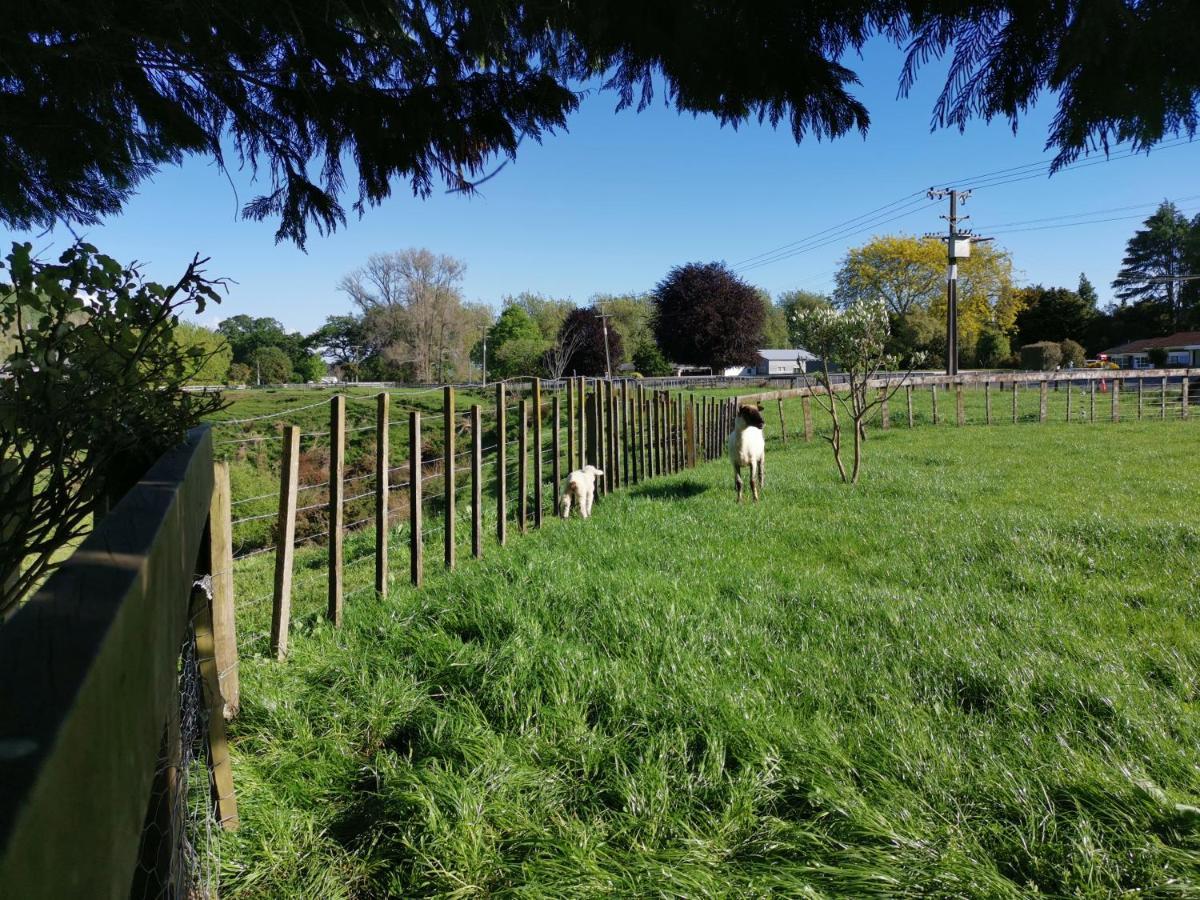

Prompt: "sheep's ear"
[594,468,604,476]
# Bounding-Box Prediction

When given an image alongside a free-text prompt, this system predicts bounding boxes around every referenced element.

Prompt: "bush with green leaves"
[632,342,673,377]
[251,345,294,384]
[975,328,1011,368]
[0,241,226,614]
[1020,341,1063,370]
[792,298,923,483]
[1059,338,1086,368]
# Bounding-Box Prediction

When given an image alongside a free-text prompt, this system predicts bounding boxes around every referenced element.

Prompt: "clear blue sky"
[4,38,1197,334]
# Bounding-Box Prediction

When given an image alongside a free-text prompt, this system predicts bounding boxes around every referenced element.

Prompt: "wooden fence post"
[552,395,562,507]
[471,404,482,559]
[191,580,239,830]
[375,392,389,597]
[270,424,300,660]
[410,411,422,586]
[1183,377,1190,419]
[566,377,575,472]
[1066,379,1073,421]
[985,381,992,425]
[1039,381,1048,423]
[803,395,814,441]
[1089,378,1096,422]
[327,395,344,626]
[444,386,456,568]
[532,379,543,527]
[906,385,914,428]
[1137,377,1143,419]
[931,384,939,424]
[688,396,697,465]
[210,461,239,717]
[608,381,618,487]
[1161,375,1167,419]
[518,399,528,530]
[1012,381,1019,424]
[957,383,965,426]
[496,383,507,547]
[777,398,789,442]
[880,390,890,431]
[1112,379,1120,422]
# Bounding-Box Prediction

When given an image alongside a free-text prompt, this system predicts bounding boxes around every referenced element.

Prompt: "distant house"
[719,349,820,377]
[1105,332,1200,368]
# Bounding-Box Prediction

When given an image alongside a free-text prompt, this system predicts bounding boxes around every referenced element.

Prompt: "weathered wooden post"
[210,461,239,716]
[905,385,914,428]
[1161,375,1168,419]
[1137,377,1144,419]
[577,376,587,470]
[1112,379,1120,422]
[566,376,575,471]
[444,385,456,568]
[622,380,631,482]
[1183,376,1190,419]
[552,395,562,508]
[271,424,300,660]
[518,399,528,531]
[496,383,507,547]
[803,394,814,441]
[985,381,992,425]
[931,384,939,424]
[191,577,239,830]
[409,411,422,586]
[328,395,344,626]
[880,390,890,431]
[1039,380,1048,423]
[1011,381,1019,424]
[471,404,482,559]
[375,392,389,597]
[957,383,966,426]
[1066,379,1073,421]
[1089,378,1096,423]
[532,379,543,527]
[778,398,789,442]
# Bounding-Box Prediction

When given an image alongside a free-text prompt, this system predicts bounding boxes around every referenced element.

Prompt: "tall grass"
[220,416,1200,897]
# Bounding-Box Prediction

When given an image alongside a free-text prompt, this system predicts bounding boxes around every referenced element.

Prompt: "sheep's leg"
[755,457,764,500]
[581,489,591,518]
[560,491,572,519]
[733,465,743,503]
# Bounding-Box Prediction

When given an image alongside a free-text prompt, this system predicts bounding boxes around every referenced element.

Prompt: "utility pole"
[927,188,971,376]
[595,311,613,380]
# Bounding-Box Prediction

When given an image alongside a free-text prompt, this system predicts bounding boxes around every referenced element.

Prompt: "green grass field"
[219,416,1200,897]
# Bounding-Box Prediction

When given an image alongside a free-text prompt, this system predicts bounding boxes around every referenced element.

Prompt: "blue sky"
[5,37,1197,334]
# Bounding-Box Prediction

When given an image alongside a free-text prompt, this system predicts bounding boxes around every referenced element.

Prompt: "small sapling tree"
[792,298,923,484]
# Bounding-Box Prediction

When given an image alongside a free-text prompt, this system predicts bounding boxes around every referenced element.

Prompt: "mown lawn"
[220,419,1200,897]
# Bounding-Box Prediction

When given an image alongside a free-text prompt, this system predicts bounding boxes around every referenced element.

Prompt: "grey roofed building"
[718,349,819,377]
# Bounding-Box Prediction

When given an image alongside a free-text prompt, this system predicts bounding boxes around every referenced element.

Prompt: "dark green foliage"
[653,262,763,369]
[309,315,370,379]
[1020,341,1063,371]
[974,327,1010,368]
[251,345,294,384]
[561,306,622,376]
[1059,339,1085,368]
[0,241,226,612]
[487,306,545,379]
[1112,202,1199,331]
[1148,347,1169,368]
[632,342,672,376]
[7,3,1198,243]
[1014,284,1098,348]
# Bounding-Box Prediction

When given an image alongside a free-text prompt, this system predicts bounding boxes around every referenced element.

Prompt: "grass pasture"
[220,415,1200,897]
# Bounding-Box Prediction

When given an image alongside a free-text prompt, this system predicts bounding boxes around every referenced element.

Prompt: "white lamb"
[727,404,765,502]
[559,465,605,519]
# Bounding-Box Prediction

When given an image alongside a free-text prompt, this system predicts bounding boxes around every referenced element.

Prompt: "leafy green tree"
[1112,201,1194,331]
[1014,285,1097,347]
[251,345,294,384]
[652,263,763,369]
[173,322,232,385]
[632,342,673,376]
[0,241,225,612]
[505,292,575,342]
[758,292,791,348]
[296,353,328,382]
[227,362,252,385]
[778,289,832,346]
[1077,273,1099,308]
[1059,339,1086,368]
[1020,342,1062,371]
[593,294,654,363]
[309,314,370,378]
[487,305,546,378]
[834,236,944,316]
[217,315,305,366]
[975,328,1011,368]
[10,4,1195,244]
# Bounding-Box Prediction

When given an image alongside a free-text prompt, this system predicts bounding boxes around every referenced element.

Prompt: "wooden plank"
[1066,380,1073,421]
[471,404,482,559]
[1137,377,1143,419]
[622,381,631,480]
[410,411,423,586]
[1183,377,1190,419]
[1039,381,1048,423]
[956,383,965,426]
[1161,375,1167,419]
[375,392,389,598]
[192,578,238,831]
[566,377,575,472]
[906,385,914,428]
[688,396,697,465]
[985,381,992,425]
[0,430,214,899]
[1112,379,1120,422]
[518,400,528,531]
[444,386,456,567]
[1011,381,1019,424]
[532,379,543,528]
[496,383,507,547]
[931,384,939,424]
[271,424,300,660]
[327,395,344,626]
[577,376,587,471]
[209,462,239,717]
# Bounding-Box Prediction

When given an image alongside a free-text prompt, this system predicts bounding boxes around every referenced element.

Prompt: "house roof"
[757,348,817,361]
[1105,331,1200,354]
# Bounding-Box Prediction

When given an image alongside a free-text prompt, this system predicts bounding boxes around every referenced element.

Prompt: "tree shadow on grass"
[630,479,709,501]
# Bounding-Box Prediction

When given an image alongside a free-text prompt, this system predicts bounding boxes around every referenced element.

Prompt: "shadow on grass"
[630,479,709,500]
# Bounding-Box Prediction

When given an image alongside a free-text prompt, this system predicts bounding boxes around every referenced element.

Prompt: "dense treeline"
[175,199,1200,384]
